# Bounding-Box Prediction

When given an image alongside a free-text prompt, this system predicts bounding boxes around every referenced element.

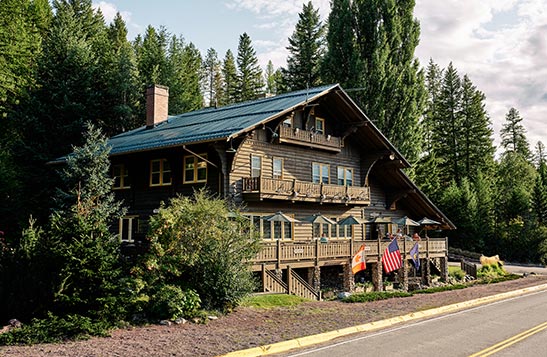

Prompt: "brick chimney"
[146,84,169,128]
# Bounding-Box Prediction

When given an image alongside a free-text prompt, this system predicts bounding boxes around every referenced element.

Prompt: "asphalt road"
[280,288,547,357]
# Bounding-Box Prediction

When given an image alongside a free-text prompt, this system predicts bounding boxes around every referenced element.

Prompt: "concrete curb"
[220,283,547,357]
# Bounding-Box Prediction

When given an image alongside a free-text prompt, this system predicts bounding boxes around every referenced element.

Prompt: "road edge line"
[219,283,547,357]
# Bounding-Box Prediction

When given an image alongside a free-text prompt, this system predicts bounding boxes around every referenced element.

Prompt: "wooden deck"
[251,238,447,271]
[278,125,343,152]
[242,176,371,205]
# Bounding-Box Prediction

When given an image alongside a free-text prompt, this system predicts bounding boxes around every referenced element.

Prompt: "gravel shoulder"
[2,275,547,357]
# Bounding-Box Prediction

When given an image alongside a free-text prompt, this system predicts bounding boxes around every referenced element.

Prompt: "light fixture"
[226,139,236,153]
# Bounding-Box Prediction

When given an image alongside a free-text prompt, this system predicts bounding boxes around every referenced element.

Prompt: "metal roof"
[108,84,337,155]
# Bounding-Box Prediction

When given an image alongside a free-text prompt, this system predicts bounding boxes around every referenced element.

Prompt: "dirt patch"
[2,275,547,357]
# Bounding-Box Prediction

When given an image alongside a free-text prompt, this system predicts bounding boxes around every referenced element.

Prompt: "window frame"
[272,157,283,180]
[112,163,130,190]
[183,154,208,184]
[337,166,354,186]
[312,162,330,184]
[315,117,325,135]
[150,158,172,187]
[251,154,262,178]
[118,215,139,243]
[246,213,293,240]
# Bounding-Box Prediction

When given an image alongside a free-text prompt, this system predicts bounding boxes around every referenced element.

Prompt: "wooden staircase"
[261,265,321,300]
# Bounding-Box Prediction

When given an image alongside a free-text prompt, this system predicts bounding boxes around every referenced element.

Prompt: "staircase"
[261,266,321,300]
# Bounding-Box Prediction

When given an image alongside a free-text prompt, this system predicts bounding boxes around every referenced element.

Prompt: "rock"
[159,320,172,326]
[9,319,22,328]
[174,317,187,325]
[337,292,352,299]
[207,315,218,321]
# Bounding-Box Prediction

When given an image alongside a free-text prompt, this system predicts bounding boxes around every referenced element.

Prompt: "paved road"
[279,289,547,357]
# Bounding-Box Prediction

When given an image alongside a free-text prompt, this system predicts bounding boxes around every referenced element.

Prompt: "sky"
[92,0,547,155]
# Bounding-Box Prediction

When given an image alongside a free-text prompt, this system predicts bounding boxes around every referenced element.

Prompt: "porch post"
[312,266,321,291]
[343,262,354,292]
[372,263,383,291]
[440,256,449,282]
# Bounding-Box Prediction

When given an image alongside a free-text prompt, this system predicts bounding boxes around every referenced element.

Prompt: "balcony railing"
[241,176,370,205]
[278,125,343,152]
[251,238,447,270]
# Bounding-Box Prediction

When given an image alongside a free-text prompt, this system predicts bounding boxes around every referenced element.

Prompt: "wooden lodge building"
[106,84,455,299]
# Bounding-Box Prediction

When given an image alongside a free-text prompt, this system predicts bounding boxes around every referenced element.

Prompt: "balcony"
[251,238,448,271]
[241,176,370,205]
[278,125,343,152]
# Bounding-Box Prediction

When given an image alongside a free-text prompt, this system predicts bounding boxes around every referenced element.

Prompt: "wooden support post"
[287,265,292,295]
[261,264,266,292]
[372,262,383,291]
[276,239,281,270]
[343,262,353,292]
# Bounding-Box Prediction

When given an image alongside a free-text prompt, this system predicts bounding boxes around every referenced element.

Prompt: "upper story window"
[184,154,207,183]
[150,159,172,186]
[112,164,130,189]
[312,162,329,184]
[273,157,283,179]
[315,117,325,135]
[251,155,262,178]
[282,117,292,127]
[118,215,138,243]
[337,167,353,186]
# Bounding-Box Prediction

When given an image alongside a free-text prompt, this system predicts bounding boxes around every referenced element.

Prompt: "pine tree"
[459,74,495,180]
[351,0,426,164]
[433,63,463,185]
[222,50,237,105]
[202,48,221,107]
[535,141,546,168]
[166,36,203,113]
[135,25,169,87]
[322,0,362,89]
[500,107,531,159]
[283,1,325,91]
[235,33,264,102]
[264,60,277,96]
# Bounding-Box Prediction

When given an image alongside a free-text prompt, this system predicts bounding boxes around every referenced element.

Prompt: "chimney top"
[146,85,169,128]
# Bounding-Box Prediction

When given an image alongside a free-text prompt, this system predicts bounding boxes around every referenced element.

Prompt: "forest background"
[2,0,547,266]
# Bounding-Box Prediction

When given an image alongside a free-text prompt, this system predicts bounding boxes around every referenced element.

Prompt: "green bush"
[413,284,467,294]
[0,313,113,346]
[342,291,412,303]
[477,263,506,279]
[449,268,466,280]
[149,284,201,320]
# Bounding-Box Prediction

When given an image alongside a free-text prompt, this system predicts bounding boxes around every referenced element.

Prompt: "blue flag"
[410,242,420,270]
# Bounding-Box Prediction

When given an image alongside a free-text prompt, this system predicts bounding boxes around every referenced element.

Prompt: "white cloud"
[92,1,137,35]
[415,0,547,152]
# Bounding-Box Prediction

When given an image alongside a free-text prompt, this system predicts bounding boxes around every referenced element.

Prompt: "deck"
[242,176,371,205]
[251,238,447,271]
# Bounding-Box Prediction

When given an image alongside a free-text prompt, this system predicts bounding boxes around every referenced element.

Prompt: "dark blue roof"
[108,84,338,155]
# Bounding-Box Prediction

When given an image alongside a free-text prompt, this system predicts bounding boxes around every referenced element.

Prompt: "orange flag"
[352,244,366,274]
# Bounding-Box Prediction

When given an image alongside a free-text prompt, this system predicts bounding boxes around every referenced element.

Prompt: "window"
[337,167,353,186]
[273,157,283,179]
[282,117,292,127]
[246,214,293,240]
[312,162,329,184]
[150,159,172,186]
[338,224,353,239]
[112,164,130,189]
[184,154,208,183]
[118,216,138,243]
[315,117,325,134]
[251,155,262,178]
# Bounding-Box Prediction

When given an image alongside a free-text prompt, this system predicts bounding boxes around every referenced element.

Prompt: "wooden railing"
[461,259,478,278]
[241,176,370,205]
[278,125,343,151]
[252,238,447,270]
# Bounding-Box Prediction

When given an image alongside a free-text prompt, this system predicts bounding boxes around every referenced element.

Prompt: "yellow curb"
[219,283,547,357]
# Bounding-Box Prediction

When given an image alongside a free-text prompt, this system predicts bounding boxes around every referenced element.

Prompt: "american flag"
[382,239,402,273]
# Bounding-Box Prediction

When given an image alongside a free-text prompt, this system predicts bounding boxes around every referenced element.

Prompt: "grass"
[241,293,309,308]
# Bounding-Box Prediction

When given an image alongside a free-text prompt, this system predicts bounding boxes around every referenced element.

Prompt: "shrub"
[149,285,201,320]
[449,267,466,280]
[342,291,412,303]
[0,313,113,346]
[477,263,506,279]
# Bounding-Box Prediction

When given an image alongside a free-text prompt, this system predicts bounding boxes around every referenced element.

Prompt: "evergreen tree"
[103,12,140,134]
[166,36,203,113]
[135,25,169,87]
[235,33,264,102]
[48,122,126,320]
[500,107,531,159]
[351,0,426,164]
[535,141,546,168]
[322,0,362,89]
[202,48,222,107]
[264,60,277,96]
[283,1,325,91]
[532,167,547,225]
[222,50,237,105]
[459,74,495,180]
